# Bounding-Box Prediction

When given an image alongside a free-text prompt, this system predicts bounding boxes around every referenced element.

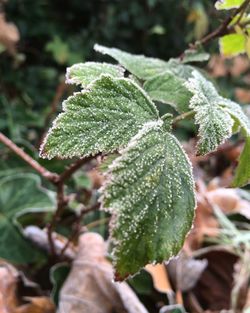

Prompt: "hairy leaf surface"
[0,174,55,263]
[181,49,210,63]
[165,59,195,80]
[40,75,159,159]
[101,120,195,280]
[144,71,192,112]
[94,44,169,80]
[185,71,234,154]
[222,99,250,136]
[66,62,124,87]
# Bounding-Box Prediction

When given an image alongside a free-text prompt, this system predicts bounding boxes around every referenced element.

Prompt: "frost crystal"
[94,44,169,80]
[66,62,124,87]
[40,75,159,159]
[101,121,195,280]
[185,71,234,155]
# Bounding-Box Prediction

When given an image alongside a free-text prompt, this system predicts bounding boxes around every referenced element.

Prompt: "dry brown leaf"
[13,297,55,313]
[185,180,250,251]
[24,226,77,260]
[208,54,249,78]
[0,261,19,313]
[207,188,250,218]
[0,260,55,313]
[167,252,207,293]
[0,13,19,55]
[87,168,104,189]
[235,88,250,104]
[184,182,219,251]
[191,251,238,311]
[58,232,149,313]
[145,264,173,294]
[208,55,228,78]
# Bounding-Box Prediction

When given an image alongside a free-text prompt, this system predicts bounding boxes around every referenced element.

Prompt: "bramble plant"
[39,0,250,281]
[1,0,250,282]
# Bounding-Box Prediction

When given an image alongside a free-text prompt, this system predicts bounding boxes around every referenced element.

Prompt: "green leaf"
[219,33,246,57]
[66,62,124,87]
[181,49,210,64]
[185,70,234,155]
[0,173,55,263]
[101,120,195,280]
[222,99,250,136]
[232,137,250,187]
[94,44,169,80]
[40,75,159,159]
[165,59,196,80]
[215,0,244,10]
[46,36,70,65]
[50,263,70,305]
[143,71,192,112]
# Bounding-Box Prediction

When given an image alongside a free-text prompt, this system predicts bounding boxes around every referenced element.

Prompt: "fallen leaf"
[185,180,250,251]
[235,88,250,104]
[0,260,55,313]
[208,54,249,78]
[167,252,208,293]
[0,261,19,313]
[14,297,55,313]
[145,263,172,295]
[191,251,238,311]
[0,13,19,55]
[58,232,149,313]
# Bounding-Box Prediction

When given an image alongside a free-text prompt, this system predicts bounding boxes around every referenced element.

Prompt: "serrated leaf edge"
[65,61,125,86]
[40,74,159,159]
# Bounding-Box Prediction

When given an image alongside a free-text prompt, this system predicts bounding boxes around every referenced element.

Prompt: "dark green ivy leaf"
[0,173,55,264]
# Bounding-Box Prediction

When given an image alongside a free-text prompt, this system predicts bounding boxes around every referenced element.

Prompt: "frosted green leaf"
[165,59,195,80]
[215,0,244,10]
[221,99,250,136]
[0,173,55,263]
[66,62,124,87]
[181,49,210,64]
[94,44,169,80]
[101,120,195,280]
[143,71,192,112]
[219,33,246,57]
[185,71,233,155]
[232,136,250,187]
[40,75,159,159]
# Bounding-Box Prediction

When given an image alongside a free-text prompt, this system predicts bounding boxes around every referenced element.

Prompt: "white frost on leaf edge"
[39,74,159,159]
[65,61,125,86]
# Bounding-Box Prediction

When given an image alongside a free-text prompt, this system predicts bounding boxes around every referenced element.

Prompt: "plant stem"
[59,202,100,257]
[0,132,59,183]
[195,0,250,47]
[0,131,97,256]
[173,110,195,126]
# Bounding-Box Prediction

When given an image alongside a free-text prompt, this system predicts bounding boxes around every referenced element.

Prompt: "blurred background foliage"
[0,0,216,144]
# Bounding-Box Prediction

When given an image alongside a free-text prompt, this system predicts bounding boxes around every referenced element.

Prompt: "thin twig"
[172,110,195,126]
[0,131,97,256]
[59,156,94,182]
[194,0,250,47]
[0,132,59,183]
[60,202,100,257]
